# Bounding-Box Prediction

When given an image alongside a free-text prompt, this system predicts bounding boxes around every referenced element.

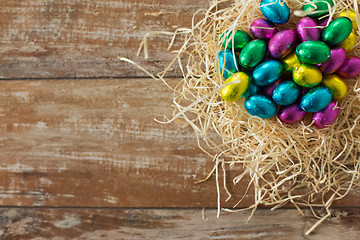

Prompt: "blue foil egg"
[260,0,290,25]
[245,95,277,119]
[218,50,239,79]
[252,60,283,86]
[300,86,333,112]
[272,80,301,106]
[244,82,262,98]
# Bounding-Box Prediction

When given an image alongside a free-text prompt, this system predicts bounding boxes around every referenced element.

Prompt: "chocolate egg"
[318,47,346,74]
[263,79,281,97]
[239,39,267,69]
[293,64,322,87]
[269,29,297,58]
[252,60,283,86]
[300,86,333,112]
[339,10,358,31]
[302,0,334,18]
[250,19,279,40]
[245,95,277,119]
[220,29,251,50]
[336,56,360,79]
[322,74,348,100]
[244,82,262,98]
[297,17,320,41]
[220,72,250,102]
[313,100,340,128]
[278,104,307,124]
[260,0,290,25]
[318,17,330,29]
[296,40,331,64]
[272,80,301,106]
[218,50,239,79]
[339,31,356,52]
[283,52,301,73]
[322,17,353,45]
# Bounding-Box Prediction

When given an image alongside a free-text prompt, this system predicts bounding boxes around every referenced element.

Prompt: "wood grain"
[0,207,359,239]
[0,0,209,79]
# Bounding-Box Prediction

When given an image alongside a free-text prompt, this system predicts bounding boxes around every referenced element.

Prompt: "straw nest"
[124,0,360,234]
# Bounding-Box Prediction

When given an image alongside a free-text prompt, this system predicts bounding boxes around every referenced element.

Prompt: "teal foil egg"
[244,82,262,98]
[260,0,290,25]
[239,39,267,69]
[245,95,277,119]
[218,50,239,79]
[296,41,331,65]
[322,17,353,45]
[272,80,301,106]
[300,86,333,112]
[252,60,283,86]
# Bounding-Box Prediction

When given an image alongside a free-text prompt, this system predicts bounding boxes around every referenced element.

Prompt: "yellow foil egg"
[339,31,357,52]
[220,72,250,102]
[339,10,358,31]
[322,74,348,100]
[293,64,322,88]
[283,52,301,73]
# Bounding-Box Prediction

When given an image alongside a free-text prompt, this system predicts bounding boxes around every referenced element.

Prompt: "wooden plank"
[0,0,209,79]
[0,207,359,239]
[0,78,359,208]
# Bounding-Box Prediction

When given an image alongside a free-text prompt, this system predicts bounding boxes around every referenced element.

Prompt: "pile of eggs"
[218,0,360,128]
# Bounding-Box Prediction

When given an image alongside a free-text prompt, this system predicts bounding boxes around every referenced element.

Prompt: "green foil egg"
[302,0,334,18]
[220,29,251,50]
[296,41,331,65]
[239,39,267,69]
[322,17,353,45]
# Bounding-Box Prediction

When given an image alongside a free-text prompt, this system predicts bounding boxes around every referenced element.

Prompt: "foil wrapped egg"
[263,79,281,97]
[245,95,277,119]
[244,82,262,98]
[296,40,331,65]
[268,29,297,58]
[239,39,267,69]
[282,52,301,73]
[322,17,353,45]
[318,47,346,74]
[336,56,360,79]
[220,29,251,50]
[220,72,250,102]
[300,86,333,112]
[218,50,240,79]
[260,0,290,25]
[312,100,340,128]
[250,19,279,40]
[278,104,307,124]
[296,17,319,42]
[339,10,358,31]
[272,80,301,106]
[293,64,322,87]
[252,60,284,86]
[339,31,357,52]
[302,0,334,19]
[322,74,348,100]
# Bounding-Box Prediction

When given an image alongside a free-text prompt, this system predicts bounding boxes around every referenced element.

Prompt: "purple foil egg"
[318,47,346,74]
[336,56,360,79]
[268,29,297,58]
[318,17,330,31]
[263,79,281,97]
[278,104,307,124]
[297,17,319,42]
[313,101,340,128]
[250,19,279,40]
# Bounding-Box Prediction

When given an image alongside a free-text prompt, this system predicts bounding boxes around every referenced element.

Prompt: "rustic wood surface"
[1,0,360,238]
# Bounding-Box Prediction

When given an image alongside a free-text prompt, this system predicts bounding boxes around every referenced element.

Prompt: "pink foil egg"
[250,19,279,40]
[318,17,330,30]
[296,17,319,42]
[278,104,307,124]
[268,29,297,58]
[263,79,281,97]
[318,47,346,74]
[313,101,340,128]
[336,56,360,79]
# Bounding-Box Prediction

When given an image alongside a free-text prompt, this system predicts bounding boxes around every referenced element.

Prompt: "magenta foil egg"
[318,17,330,30]
[318,47,346,74]
[268,29,297,58]
[313,101,340,128]
[250,19,279,40]
[296,17,319,42]
[263,79,281,97]
[278,104,307,124]
[336,56,360,79]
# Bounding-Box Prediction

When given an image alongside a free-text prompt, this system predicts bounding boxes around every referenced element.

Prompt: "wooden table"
[0,0,359,239]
